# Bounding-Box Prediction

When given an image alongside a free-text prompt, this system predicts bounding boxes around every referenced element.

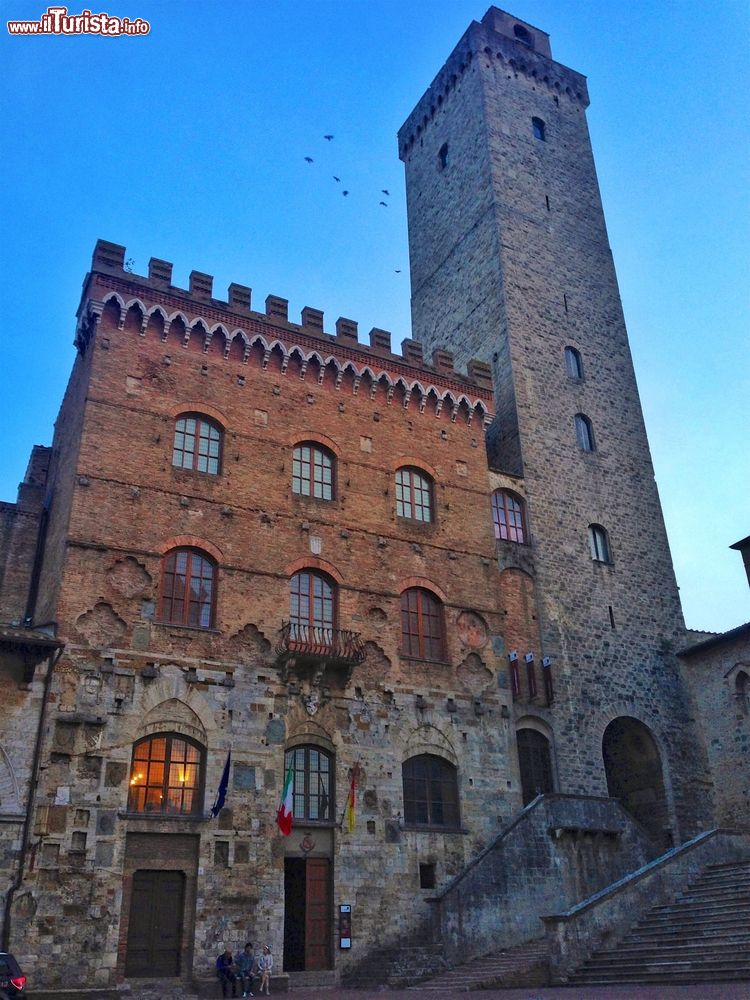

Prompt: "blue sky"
[1,0,748,632]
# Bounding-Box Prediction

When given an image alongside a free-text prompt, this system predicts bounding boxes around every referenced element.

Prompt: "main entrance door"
[283,857,332,971]
[125,869,185,976]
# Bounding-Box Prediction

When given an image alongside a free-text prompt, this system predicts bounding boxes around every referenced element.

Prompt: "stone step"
[589,941,750,958]
[581,956,750,978]
[577,957,750,973]
[647,900,750,918]
[678,885,750,899]
[406,938,548,991]
[570,970,750,986]
[627,931,750,946]
[286,970,337,987]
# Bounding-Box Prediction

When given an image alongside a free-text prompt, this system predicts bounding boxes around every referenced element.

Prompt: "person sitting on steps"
[257,945,273,995]
[216,946,238,998]
[236,941,257,998]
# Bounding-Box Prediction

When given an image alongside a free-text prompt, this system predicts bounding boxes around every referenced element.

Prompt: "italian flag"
[277,761,294,836]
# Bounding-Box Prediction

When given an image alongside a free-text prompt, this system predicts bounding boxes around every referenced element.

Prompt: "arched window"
[160,548,217,628]
[575,413,595,451]
[516,728,554,805]
[532,116,546,141]
[292,443,334,500]
[438,143,449,170]
[403,754,460,829]
[736,670,749,714]
[128,733,204,815]
[564,346,583,379]
[588,524,611,563]
[491,490,526,544]
[396,467,434,523]
[172,413,222,475]
[401,588,445,660]
[285,745,333,822]
[513,23,534,48]
[290,570,335,643]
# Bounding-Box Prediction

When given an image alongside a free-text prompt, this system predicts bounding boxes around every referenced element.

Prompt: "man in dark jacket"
[216,947,237,998]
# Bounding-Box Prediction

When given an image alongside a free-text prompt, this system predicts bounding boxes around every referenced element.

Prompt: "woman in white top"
[258,945,273,995]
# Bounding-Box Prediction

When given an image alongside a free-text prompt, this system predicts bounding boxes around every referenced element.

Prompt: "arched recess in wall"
[602,716,671,848]
[734,667,749,715]
[515,717,555,806]
[498,568,541,663]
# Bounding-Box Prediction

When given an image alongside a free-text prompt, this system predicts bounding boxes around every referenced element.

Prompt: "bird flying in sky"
[304,157,313,164]
[324,134,334,141]
[382,189,390,196]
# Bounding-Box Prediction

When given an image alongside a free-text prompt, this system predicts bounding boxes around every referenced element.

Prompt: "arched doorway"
[602,717,670,847]
[516,728,554,805]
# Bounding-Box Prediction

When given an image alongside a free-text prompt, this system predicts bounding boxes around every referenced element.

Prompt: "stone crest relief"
[456,610,488,649]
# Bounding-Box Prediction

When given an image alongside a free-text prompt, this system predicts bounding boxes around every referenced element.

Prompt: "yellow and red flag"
[343,764,360,833]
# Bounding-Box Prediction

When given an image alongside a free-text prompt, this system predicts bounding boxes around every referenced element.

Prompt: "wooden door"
[125,870,185,976]
[304,858,331,970]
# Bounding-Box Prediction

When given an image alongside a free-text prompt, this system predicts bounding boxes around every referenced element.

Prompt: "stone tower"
[399,7,713,841]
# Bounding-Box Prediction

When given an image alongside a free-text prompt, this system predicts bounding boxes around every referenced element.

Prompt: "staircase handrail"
[541,826,750,983]
[543,827,720,921]
[428,792,626,903]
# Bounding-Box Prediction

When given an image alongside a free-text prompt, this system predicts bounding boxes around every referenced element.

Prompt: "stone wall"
[680,629,750,829]
[432,794,656,964]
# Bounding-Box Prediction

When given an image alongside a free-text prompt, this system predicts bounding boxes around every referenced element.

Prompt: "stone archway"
[516,727,554,805]
[602,717,670,848]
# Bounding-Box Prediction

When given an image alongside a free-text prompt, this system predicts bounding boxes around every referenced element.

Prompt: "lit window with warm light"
[128,733,204,815]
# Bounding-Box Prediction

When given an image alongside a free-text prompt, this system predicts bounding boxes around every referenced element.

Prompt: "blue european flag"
[210,750,231,818]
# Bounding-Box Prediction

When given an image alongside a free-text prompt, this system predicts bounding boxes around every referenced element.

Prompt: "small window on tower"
[532,117,546,142]
[513,24,535,49]
[575,413,595,452]
[564,347,583,380]
[438,143,449,170]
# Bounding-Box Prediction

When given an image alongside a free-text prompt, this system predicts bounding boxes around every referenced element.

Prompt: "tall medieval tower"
[399,7,713,841]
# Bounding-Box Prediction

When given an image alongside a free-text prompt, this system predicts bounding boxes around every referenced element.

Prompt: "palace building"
[1,7,747,992]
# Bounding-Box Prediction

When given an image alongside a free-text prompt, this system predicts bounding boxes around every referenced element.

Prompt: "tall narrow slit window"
[172,414,222,475]
[564,346,583,380]
[396,467,433,523]
[285,745,333,823]
[575,413,595,452]
[292,443,334,500]
[160,548,216,628]
[401,587,445,661]
[589,524,612,564]
[491,490,526,544]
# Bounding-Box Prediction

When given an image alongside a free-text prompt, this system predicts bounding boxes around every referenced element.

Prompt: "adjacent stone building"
[0,6,746,991]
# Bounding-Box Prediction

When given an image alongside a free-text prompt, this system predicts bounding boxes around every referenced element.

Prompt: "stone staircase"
[407,937,549,992]
[568,860,750,985]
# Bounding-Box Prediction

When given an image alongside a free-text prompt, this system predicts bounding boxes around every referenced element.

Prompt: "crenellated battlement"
[77,240,495,426]
[398,7,588,159]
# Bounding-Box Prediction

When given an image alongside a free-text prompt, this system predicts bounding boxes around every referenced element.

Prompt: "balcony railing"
[276,621,366,667]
